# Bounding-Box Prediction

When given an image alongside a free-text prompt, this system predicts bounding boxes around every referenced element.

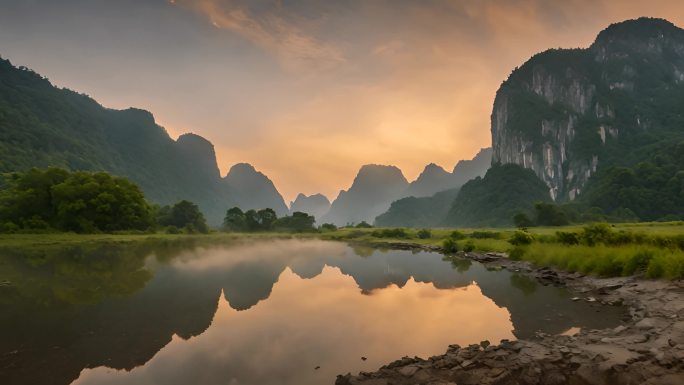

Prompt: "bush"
[416,229,432,239]
[463,240,475,252]
[556,231,580,245]
[581,223,613,246]
[449,230,467,240]
[371,228,409,239]
[509,231,534,246]
[471,231,501,239]
[513,212,534,228]
[355,221,373,228]
[320,223,337,232]
[508,247,526,260]
[443,238,459,253]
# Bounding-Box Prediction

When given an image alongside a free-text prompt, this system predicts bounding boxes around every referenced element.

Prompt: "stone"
[635,318,656,330]
[398,365,420,377]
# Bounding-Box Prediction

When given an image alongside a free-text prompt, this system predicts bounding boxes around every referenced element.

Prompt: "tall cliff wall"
[492,18,684,201]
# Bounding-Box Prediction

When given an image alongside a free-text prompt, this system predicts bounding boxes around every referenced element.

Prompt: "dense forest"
[443,164,552,227]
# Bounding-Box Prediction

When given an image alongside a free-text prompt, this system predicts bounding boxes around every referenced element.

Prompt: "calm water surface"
[0,239,625,385]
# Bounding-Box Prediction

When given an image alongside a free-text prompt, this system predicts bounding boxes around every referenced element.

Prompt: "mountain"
[451,148,493,187]
[321,165,409,226]
[222,163,289,216]
[443,164,552,227]
[492,18,684,204]
[372,149,492,227]
[289,193,330,220]
[0,56,291,225]
[404,148,492,198]
[374,188,460,228]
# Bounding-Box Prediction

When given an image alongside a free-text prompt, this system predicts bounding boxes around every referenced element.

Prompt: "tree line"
[0,168,332,234]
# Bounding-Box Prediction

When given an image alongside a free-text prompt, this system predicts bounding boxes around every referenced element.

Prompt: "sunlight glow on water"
[0,239,625,385]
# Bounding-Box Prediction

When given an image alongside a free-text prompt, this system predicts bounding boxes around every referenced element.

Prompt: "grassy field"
[319,222,684,280]
[1,221,683,279]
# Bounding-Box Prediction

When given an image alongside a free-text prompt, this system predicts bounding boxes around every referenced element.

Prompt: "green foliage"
[580,141,684,221]
[0,168,153,233]
[442,238,459,253]
[509,231,534,246]
[444,164,552,227]
[416,229,432,239]
[355,221,373,228]
[449,230,467,240]
[556,231,580,245]
[274,211,316,233]
[371,228,410,239]
[374,188,460,228]
[470,231,502,239]
[319,223,337,232]
[0,57,235,225]
[513,212,534,228]
[534,202,570,226]
[223,207,246,231]
[462,240,475,252]
[158,200,208,234]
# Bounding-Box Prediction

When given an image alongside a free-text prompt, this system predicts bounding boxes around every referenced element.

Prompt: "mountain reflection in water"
[0,239,625,385]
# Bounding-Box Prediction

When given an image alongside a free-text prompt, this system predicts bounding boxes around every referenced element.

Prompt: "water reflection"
[0,239,625,385]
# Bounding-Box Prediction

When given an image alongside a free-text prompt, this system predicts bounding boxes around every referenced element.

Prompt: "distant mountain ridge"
[322,149,492,226]
[0,56,288,225]
[321,164,409,226]
[290,193,330,220]
[223,163,289,216]
[405,148,492,198]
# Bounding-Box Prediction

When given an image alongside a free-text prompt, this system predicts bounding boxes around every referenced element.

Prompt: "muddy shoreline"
[336,242,684,385]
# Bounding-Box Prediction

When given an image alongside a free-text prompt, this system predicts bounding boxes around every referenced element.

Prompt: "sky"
[1,0,684,201]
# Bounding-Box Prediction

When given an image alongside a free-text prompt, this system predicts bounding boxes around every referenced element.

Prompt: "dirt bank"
[336,244,684,385]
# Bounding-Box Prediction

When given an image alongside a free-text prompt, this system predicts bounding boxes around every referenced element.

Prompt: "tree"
[513,212,534,228]
[274,211,316,232]
[223,207,246,231]
[256,208,277,230]
[160,200,208,233]
[534,202,569,226]
[0,168,153,233]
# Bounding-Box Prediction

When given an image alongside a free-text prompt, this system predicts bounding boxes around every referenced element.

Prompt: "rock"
[361,357,367,361]
[635,318,657,330]
[572,297,581,301]
[398,365,420,377]
[480,340,490,349]
[586,297,597,303]
[613,325,627,333]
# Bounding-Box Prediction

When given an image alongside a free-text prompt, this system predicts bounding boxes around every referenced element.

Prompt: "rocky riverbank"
[336,245,684,385]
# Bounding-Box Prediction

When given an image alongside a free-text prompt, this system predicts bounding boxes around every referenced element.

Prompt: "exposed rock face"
[289,193,331,220]
[222,163,289,216]
[491,18,684,201]
[322,165,409,226]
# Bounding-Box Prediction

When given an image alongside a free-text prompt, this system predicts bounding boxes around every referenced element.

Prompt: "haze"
[1,0,683,200]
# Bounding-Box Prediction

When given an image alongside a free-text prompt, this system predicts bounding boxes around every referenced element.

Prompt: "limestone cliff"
[492,18,684,201]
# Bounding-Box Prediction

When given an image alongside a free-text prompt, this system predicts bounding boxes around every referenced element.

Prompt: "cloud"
[172,0,344,71]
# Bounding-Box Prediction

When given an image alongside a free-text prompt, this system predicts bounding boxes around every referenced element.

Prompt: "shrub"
[471,231,501,239]
[416,229,432,239]
[371,228,409,238]
[463,240,475,252]
[449,230,467,240]
[355,221,373,228]
[320,223,337,232]
[509,231,534,246]
[508,247,526,260]
[581,223,613,245]
[443,238,459,253]
[513,212,534,228]
[556,231,580,245]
